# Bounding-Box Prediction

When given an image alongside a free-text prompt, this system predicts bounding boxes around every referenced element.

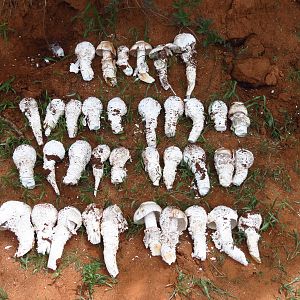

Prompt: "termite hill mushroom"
[208,100,228,132]
[82,97,103,131]
[116,45,133,76]
[228,102,250,137]
[65,99,82,138]
[142,147,162,186]
[109,147,131,184]
[107,97,127,134]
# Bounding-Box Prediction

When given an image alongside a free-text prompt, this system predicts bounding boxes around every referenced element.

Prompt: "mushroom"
[96,41,117,87]
[82,97,103,131]
[69,41,95,81]
[31,203,58,255]
[138,97,161,147]
[82,203,103,245]
[133,201,162,256]
[109,147,131,184]
[164,96,184,138]
[159,206,188,265]
[168,33,196,99]
[116,45,133,76]
[185,205,207,261]
[100,205,128,277]
[183,145,210,196]
[142,147,162,186]
[19,98,43,145]
[208,100,228,132]
[163,146,182,190]
[43,98,65,137]
[107,97,127,134]
[214,148,234,188]
[0,201,34,257]
[13,144,37,189]
[65,99,82,138]
[47,206,82,270]
[43,140,65,195]
[63,140,92,185]
[228,102,250,137]
[185,98,205,143]
[149,44,174,92]
[238,213,262,263]
[207,206,248,266]
[130,41,155,83]
[232,148,254,186]
[91,144,111,196]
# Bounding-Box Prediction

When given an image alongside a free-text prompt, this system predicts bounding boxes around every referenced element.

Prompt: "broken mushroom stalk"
[228,102,250,137]
[107,97,127,134]
[109,147,131,184]
[116,45,133,76]
[65,99,82,138]
[208,100,228,132]
[82,97,103,131]
[142,147,162,186]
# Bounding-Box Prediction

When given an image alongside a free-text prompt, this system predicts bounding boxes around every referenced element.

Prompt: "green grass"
[279,275,300,300]
[288,69,300,82]
[0,77,16,94]
[18,252,48,273]
[0,287,8,300]
[0,22,13,41]
[223,80,239,102]
[126,218,143,240]
[0,136,29,159]
[172,0,202,27]
[285,230,300,261]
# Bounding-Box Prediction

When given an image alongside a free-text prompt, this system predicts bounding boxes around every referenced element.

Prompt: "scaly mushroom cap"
[109,147,131,167]
[92,144,111,162]
[57,206,82,233]
[75,41,95,60]
[171,33,196,53]
[238,213,262,232]
[107,97,127,134]
[183,144,206,167]
[234,148,254,169]
[130,40,153,56]
[164,146,183,165]
[133,201,162,225]
[207,206,238,230]
[214,148,234,188]
[65,99,82,138]
[228,102,248,117]
[208,100,228,132]
[149,44,173,59]
[185,205,207,219]
[164,96,184,115]
[43,140,65,160]
[102,204,128,232]
[138,97,162,119]
[185,97,204,119]
[96,41,116,57]
[160,206,188,233]
[82,97,103,130]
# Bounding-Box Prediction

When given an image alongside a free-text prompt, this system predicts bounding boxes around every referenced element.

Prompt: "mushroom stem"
[144,212,157,228]
[101,50,117,87]
[244,228,261,263]
[116,46,133,76]
[44,160,59,194]
[184,55,196,99]
[145,118,157,147]
[93,167,103,197]
[154,59,175,94]
[142,147,162,186]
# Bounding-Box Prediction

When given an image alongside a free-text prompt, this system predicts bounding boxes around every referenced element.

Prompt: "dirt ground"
[0,0,300,299]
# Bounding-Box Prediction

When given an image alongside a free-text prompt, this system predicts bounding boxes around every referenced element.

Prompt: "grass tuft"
[0,77,16,94]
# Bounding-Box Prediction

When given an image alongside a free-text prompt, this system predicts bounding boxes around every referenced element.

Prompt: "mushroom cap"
[43,140,65,160]
[102,204,128,232]
[96,41,116,57]
[75,41,95,58]
[130,40,152,56]
[160,206,188,232]
[238,213,262,231]
[19,97,38,112]
[183,144,206,164]
[31,203,58,227]
[107,97,127,115]
[133,201,162,225]
[185,205,207,219]
[138,97,161,118]
[57,206,82,233]
[164,96,184,114]
[109,147,131,166]
[172,33,196,52]
[69,140,92,162]
[208,100,228,115]
[234,148,254,168]
[82,97,103,114]
[149,44,173,59]
[185,98,204,116]
[228,102,248,117]
[214,147,232,161]
[164,146,183,164]
[13,144,37,164]
[0,200,32,225]
[207,206,238,230]
[92,144,111,162]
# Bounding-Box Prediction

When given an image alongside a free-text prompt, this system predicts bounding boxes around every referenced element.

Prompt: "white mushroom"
[65,99,82,138]
[96,41,117,87]
[31,203,58,255]
[134,201,162,256]
[138,97,161,147]
[214,148,234,188]
[164,96,184,138]
[107,97,127,134]
[142,147,162,186]
[109,147,131,184]
[43,140,65,195]
[47,206,82,270]
[101,205,128,277]
[232,149,254,186]
[0,201,34,257]
[228,102,250,137]
[43,98,65,137]
[82,97,103,131]
[163,146,182,190]
[92,144,111,196]
[13,144,36,189]
[69,41,95,81]
[238,213,262,263]
[116,45,133,76]
[82,203,103,245]
[185,205,207,261]
[183,145,210,196]
[159,206,187,265]
[63,140,92,185]
[207,206,248,266]
[208,100,228,132]
[19,98,43,145]
[130,41,155,83]
[185,98,205,143]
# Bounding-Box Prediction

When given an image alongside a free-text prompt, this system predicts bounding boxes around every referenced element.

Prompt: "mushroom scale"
[109,147,131,184]
[107,97,127,134]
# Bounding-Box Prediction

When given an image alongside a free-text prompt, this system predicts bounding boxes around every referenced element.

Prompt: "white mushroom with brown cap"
[138,97,161,147]
[142,147,162,186]
[208,100,228,132]
[116,46,133,76]
[19,97,43,145]
[159,206,188,265]
[43,140,65,195]
[109,147,131,184]
[164,96,184,138]
[214,148,234,188]
[232,149,254,186]
[65,99,82,138]
[91,144,111,196]
[101,204,128,277]
[207,206,248,266]
[185,205,207,261]
[107,97,127,134]
[183,145,210,196]
[238,213,262,263]
[82,97,103,131]
[47,206,82,270]
[133,201,162,256]
[163,146,182,190]
[63,140,92,185]
[31,203,58,255]
[13,144,37,189]
[96,41,117,87]
[228,102,250,137]
[69,41,95,81]
[130,41,155,83]
[0,201,34,257]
